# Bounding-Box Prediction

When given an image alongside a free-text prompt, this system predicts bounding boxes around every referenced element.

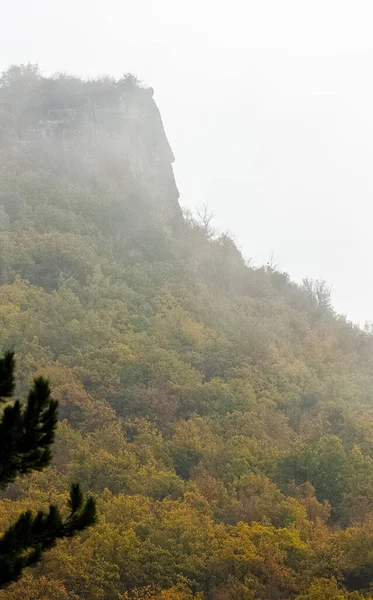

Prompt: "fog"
[1,0,373,323]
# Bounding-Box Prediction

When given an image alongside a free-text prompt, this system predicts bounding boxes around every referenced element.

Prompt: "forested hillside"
[2,64,373,599]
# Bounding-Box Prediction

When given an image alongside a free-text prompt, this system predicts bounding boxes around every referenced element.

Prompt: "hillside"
[1,64,373,599]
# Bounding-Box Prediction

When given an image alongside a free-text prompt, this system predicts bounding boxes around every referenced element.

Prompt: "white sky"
[1,0,373,323]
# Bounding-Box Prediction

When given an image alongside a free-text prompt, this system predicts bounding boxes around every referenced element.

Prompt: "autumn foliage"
[1,65,373,598]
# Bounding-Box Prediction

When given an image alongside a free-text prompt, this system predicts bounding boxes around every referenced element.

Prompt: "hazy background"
[1,0,373,324]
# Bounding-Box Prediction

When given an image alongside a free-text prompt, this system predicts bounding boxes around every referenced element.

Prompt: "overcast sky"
[1,0,373,323]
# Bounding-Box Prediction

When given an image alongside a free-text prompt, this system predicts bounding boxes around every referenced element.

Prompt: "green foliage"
[0,371,58,489]
[2,64,373,598]
[0,353,96,588]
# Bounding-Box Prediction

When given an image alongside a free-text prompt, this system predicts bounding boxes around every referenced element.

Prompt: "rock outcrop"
[0,70,182,224]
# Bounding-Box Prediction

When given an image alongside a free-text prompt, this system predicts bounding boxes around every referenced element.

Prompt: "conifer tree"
[0,351,96,587]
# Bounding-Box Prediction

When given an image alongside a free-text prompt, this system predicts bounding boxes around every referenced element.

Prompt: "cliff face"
[0,70,182,224]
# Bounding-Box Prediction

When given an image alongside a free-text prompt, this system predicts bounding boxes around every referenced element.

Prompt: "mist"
[4,3,373,597]
[1,0,373,322]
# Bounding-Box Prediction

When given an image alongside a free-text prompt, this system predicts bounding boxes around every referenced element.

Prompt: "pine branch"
[0,351,15,398]
[0,352,97,587]
[0,484,97,587]
[0,377,58,488]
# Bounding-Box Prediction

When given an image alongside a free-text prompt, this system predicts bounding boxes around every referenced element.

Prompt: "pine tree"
[0,351,96,587]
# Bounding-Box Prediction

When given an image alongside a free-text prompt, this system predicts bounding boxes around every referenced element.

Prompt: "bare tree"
[195,203,215,237]
[302,277,332,311]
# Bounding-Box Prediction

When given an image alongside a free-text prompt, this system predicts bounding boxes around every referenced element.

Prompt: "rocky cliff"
[0,67,182,224]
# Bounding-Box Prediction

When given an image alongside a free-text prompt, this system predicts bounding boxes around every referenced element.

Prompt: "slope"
[0,65,373,599]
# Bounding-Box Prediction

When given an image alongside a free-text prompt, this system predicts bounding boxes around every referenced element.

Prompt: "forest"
[1,64,373,599]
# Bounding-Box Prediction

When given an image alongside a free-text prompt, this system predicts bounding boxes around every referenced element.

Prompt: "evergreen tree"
[0,351,96,587]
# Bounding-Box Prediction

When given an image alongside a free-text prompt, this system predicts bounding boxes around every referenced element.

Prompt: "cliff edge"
[0,65,182,225]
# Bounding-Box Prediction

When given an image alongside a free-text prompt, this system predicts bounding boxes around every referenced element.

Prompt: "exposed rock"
[0,75,182,225]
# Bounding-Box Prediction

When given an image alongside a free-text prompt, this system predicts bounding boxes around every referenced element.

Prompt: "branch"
[0,377,58,488]
[0,483,97,587]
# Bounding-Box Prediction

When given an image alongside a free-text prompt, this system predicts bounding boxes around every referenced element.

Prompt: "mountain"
[0,64,373,599]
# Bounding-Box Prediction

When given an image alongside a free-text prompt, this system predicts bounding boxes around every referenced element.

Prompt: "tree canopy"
[1,65,373,598]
